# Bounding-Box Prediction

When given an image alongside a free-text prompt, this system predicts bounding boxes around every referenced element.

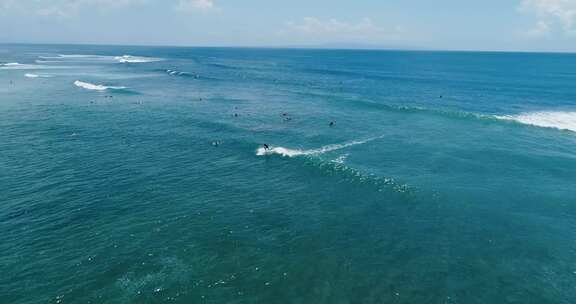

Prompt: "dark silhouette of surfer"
[263,144,270,150]
[329,121,335,127]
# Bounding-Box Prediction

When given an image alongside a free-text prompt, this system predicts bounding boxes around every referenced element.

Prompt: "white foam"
[166,69,192,76]
[39,54,162,64]
[1,62,34,69]
[74,80,126,91]
[332,154,349,164]
[1,62,64,70]
[256,146,305,157]
[256,137,379,158]
[115,55,162,63]
[36,60,63,64]
[40,54,111,60]
[497,111,576,133]
[25,73,52,78]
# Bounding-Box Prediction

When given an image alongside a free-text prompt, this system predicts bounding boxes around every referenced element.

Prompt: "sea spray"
[74,80,127,91]
[256,137,382,157]
[496,111,576,133]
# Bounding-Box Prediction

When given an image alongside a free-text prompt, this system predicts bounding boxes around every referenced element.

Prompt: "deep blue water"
[1,44,576,304]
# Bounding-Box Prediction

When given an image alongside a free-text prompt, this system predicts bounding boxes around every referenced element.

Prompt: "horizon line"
[1,42,576,55]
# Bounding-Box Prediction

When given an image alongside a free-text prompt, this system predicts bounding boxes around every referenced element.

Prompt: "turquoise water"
[1,45,576,303]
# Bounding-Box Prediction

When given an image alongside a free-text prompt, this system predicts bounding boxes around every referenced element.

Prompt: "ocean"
[1,44,576,303]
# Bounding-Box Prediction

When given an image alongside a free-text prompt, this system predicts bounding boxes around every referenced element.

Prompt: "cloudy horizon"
[1,0,576,52]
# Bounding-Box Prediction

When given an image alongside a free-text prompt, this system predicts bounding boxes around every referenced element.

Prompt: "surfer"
[329,121,335,127]
[263,144,270,150]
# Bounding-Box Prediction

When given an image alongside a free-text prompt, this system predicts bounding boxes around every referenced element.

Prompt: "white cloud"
[284,17,402,42]
[525,20,552,36]
[177,0,215,11]
[0,0,147,17]
[0,0,214,17]
[520,0,576,36]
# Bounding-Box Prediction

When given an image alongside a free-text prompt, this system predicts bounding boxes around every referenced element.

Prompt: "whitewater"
[256,137,382,157]
[74,80,127,91]
[497,111,576,133]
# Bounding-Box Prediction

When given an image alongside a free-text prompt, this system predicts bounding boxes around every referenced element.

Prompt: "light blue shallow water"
[1,44,576,303]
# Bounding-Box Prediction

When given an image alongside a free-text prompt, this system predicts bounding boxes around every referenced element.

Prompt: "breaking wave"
[256,137,381,158]
[35,60,64,64]
[166,69,198,78]
[74,80,127,91]
[38,54,162,64]
[115,55,162,63]
[1,62,70,70]
[496,111,576,133]
[326,100,576,135]
[25,73,52,78]
[40,54,108,59]
[1,62,46,70]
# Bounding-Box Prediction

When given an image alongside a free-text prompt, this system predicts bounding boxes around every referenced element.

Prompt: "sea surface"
[1,44,576,304]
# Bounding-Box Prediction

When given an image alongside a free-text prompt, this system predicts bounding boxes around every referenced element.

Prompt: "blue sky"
[1,0,575,51]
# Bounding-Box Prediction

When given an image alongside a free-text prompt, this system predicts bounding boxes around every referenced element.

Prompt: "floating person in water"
[281,112,293,122]
[329,121,335,127]
[212,140,222,147]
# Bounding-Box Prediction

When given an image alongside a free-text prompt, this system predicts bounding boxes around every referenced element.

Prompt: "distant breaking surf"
[115,55,162,63]
[74,80,127,91]
[165,69,198,77]
[25,73,52,78]
[496,111,576,133]
[256,137,381,158]
[39,54,162,64]
[0,62,59,70]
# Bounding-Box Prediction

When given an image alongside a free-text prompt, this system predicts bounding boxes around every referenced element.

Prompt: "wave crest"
[1,62,49,70]
[166,69,198,78]
[74,80,127,91]
[256,137,381,158]
[496,111,576,133]
[115,55,162,63]
[39,54,162,64]
[25,73,52,78]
